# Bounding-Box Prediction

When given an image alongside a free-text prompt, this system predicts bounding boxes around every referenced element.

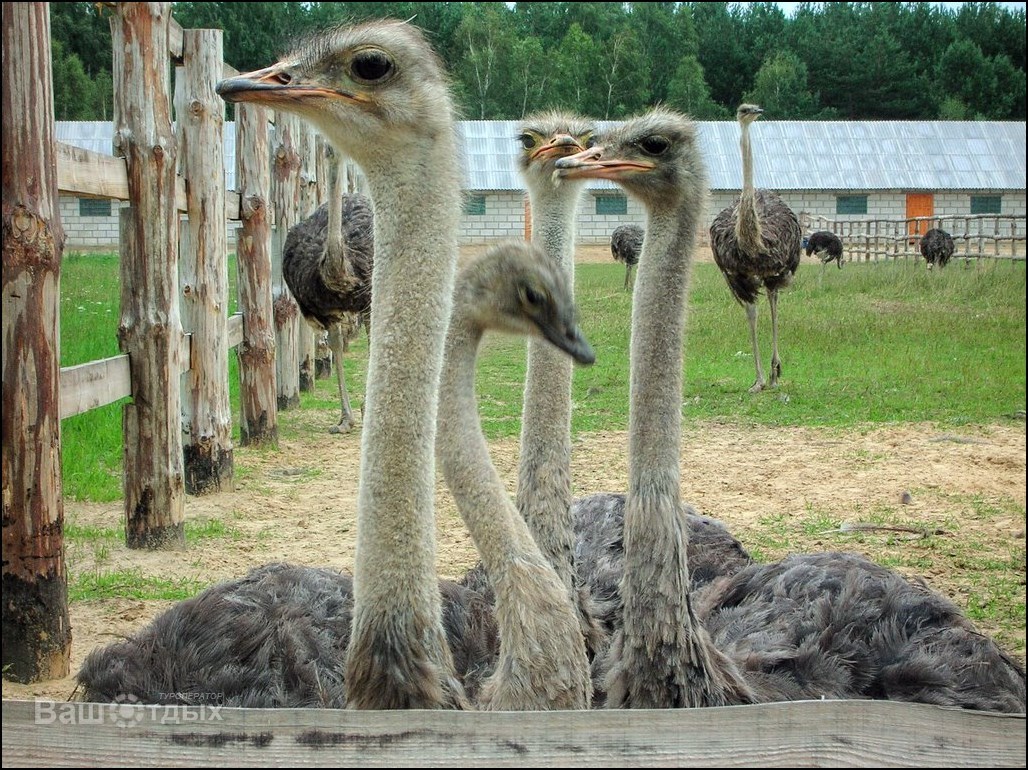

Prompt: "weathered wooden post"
[176,28,233,494]
[113,2,185,548]
[235,103,278,446]
[1,0,72,682]
[271,111,302,410]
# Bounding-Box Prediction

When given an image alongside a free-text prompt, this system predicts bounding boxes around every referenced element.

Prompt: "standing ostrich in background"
[219,19,469,709]
[710,104,801,393]
[282,158,373,434]
[920,227,955,269]
[610,223,643,289]
[805,230,843,270]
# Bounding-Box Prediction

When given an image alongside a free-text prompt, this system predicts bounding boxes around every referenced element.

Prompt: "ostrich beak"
[538,317,596,366]
[530,134,586,162]
[554,146,656,181]
[217,65,371,107]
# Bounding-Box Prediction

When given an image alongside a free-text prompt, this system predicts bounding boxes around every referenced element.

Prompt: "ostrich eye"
[350,49,394,83]
[520,284,545,307]
[518,134,537,150]
[582,134,596,149]
[638,135,671,156]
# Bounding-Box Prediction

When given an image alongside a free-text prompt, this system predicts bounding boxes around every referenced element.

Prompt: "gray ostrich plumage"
[556,108,1026,714]
[218,18,468,709]
[75,563,497,707]
[439,241,595,710]
[920,227,955,270]
[508,111,605,662]
[557,108,756,709]
[695,551,1026,712]
[76,242,599,712]
[282,180,373,434]
[710,104,802,393]
[610,223,643,289]
[805,230,843,269]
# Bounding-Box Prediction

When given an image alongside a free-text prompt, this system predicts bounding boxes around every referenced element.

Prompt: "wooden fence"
[3,0,330,681]
[51,8,329,509]
[2,698,1024,767]
[801,213,1027,264]
[3,3,1025,760]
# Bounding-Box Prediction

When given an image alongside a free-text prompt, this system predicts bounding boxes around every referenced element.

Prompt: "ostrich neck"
[618,192,721,707]
[326,158,344,263]
[735,121,763,255]
[351,137,460,614]
[439,315,540,576]
[517,184,581,591]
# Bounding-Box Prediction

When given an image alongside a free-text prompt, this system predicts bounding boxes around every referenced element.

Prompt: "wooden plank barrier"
[1,699,1024,768]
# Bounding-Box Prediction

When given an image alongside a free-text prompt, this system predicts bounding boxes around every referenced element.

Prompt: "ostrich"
[710,104,801,393]
[76,564,497,707]
[694,551,1026,712]
[805,230,843,270]
[557,107,757,708]
[920,227,955,270]
[218,19,468,709]
[438,240,595,710]
[77,242,598,711]
[509,111,604,657]
[556,110,1028,714]
[610,223,643,290]
[282,156,373,434]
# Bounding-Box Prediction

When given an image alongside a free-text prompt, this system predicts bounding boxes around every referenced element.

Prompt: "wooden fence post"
[235,103,278,446]
[271,112,302,410]
[176,28,233,494]
[112,2,185,549]
[1,0,72,683]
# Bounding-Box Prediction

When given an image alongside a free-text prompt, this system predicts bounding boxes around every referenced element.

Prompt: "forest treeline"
[51,1,1027,122]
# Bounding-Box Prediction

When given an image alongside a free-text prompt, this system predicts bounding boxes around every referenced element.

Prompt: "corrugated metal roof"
[56,119,1026,194]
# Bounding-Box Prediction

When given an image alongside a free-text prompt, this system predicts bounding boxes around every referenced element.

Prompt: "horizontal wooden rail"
[59,313,243,419]
[1,698,1024,767]
[56,141,241,220]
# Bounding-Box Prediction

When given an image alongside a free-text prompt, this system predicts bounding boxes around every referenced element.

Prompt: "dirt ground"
[3,244,1025,702]
[3,414,1024,703]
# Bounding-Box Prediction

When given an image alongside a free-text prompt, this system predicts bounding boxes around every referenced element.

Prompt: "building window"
[79,198,112,217]
[835,195,867,215]
[970,195,1002,215]
[463,194,486,216]
[595,194,628,215]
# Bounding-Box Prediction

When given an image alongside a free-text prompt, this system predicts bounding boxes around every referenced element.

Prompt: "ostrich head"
[516,112,595,190]
[456,242,595,366]
[736,103,764,124]
[216,20,455,172]
[553,106,704,213]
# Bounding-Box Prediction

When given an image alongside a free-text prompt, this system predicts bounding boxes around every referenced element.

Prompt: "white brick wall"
[59,190,1027,251]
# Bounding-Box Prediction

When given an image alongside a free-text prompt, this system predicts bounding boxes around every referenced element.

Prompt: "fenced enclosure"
[802,213,1027,264]
[2,3,1024,766]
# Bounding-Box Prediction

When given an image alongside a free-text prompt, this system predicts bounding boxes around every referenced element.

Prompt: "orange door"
[906,193,934,238]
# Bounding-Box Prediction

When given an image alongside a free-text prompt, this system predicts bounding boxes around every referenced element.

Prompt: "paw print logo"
[110,693,144,728]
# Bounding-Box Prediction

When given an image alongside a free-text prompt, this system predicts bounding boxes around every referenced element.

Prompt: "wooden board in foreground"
[2,698,1024,768]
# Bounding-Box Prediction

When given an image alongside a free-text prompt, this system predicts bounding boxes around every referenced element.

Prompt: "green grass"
[68,569,211,602]
[60,251,241,501]
[59,253,1026,497]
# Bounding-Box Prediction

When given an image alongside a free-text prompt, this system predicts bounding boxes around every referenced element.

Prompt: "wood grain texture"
[2,699,1023,768]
